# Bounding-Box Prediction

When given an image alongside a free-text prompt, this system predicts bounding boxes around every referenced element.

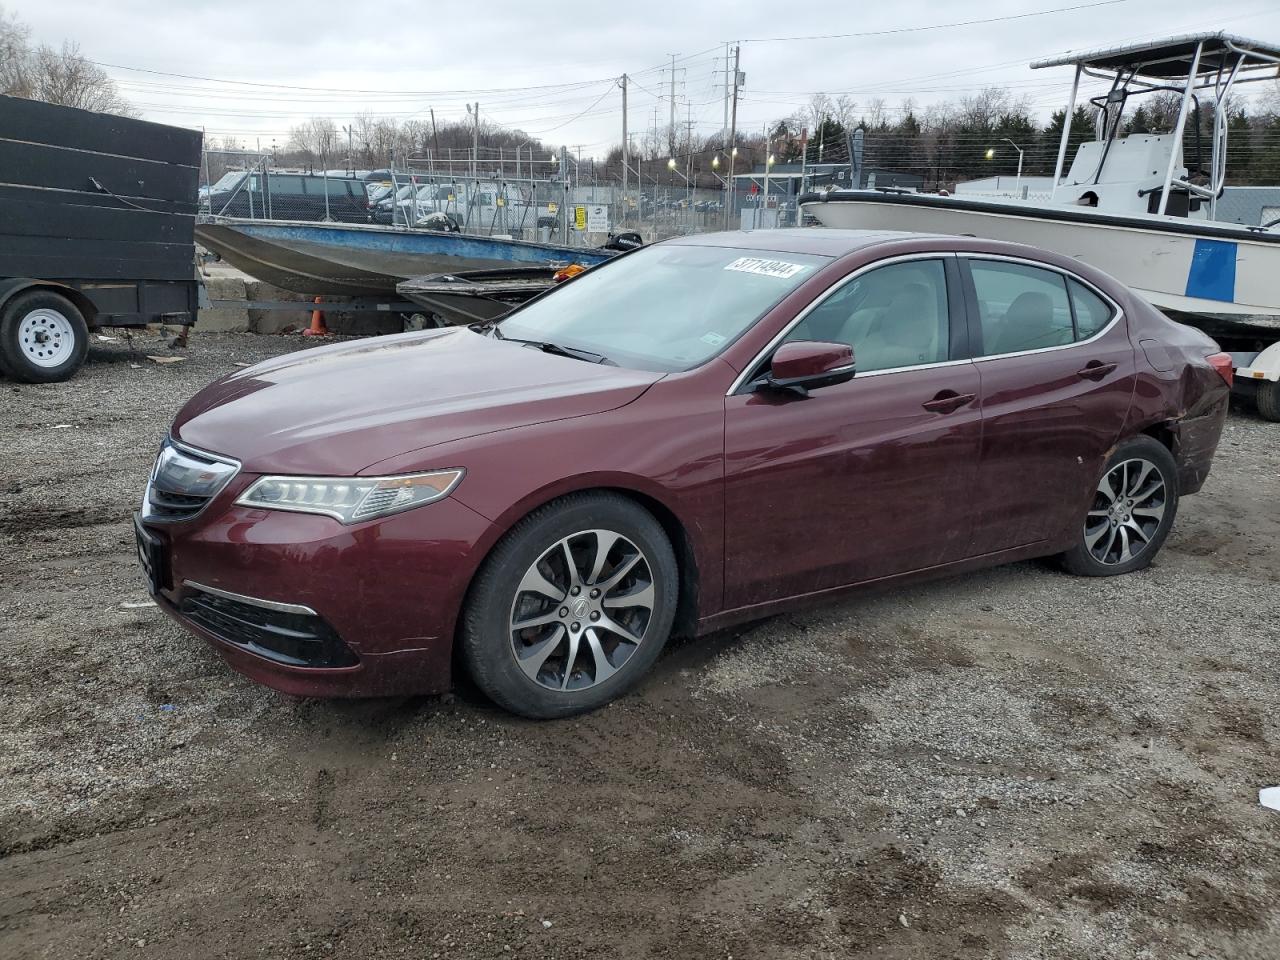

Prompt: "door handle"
[921,390,976,414]
[1077,361,1117,381]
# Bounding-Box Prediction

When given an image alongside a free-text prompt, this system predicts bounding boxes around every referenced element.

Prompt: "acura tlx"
[135,229,1229,718]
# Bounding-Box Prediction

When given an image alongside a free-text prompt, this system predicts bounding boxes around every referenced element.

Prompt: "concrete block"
[245,281,313,334]
[197,276,249,332]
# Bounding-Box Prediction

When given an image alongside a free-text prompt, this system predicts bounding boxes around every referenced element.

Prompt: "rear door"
[961,256,1137,555]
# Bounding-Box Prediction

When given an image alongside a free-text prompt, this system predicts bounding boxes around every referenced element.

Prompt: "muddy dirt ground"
[1,332,1278,960]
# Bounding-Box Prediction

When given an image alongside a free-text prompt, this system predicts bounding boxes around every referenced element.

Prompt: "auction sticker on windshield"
[723,257,810,280]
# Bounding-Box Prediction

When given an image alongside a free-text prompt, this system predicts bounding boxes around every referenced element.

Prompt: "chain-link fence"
[199,148,814,246]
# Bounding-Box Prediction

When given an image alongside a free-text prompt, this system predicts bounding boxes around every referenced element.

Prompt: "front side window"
[782,259,950,373]
[970,261,1073,356]
[497,244,831,372]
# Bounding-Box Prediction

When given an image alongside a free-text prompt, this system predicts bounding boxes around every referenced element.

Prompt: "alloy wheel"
[18,308,76,368]
[508,529,656,691]
[1084,458,1167,566]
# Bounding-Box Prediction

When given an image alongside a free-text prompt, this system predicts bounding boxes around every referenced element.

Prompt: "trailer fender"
[0,279,98,326]
[1234,340,1280,384]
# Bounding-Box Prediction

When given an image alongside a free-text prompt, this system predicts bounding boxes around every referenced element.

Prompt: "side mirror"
[761,341,856,397]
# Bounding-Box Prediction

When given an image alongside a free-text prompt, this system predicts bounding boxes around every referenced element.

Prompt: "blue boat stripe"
[236,222,612,267]
[1185,238,1237,303]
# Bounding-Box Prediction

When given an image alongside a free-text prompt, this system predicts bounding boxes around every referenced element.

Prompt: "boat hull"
[396,269,557,324]
[800,192,1280,320]
[196,219,611,297]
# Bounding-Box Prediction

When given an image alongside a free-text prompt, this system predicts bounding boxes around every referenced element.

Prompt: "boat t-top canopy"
[1032,32,1280,80]
[1034,33,1280,218]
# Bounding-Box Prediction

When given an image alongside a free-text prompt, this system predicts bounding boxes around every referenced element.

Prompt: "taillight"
[1207,352,1233,387]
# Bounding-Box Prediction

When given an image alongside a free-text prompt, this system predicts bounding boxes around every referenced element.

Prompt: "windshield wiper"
[494,329,614,365]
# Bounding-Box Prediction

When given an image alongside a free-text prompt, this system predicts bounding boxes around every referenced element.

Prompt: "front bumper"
[141,491,495,698]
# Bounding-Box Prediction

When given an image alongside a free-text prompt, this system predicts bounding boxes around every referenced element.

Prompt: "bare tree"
[0,4,30,95]
[1261,81,1280,118]
[288,117,339,166]
[1,8,131,114]
[832,94,858,130]
[864,97,889,130]
[25,41,131,113]
[802,93,832,136]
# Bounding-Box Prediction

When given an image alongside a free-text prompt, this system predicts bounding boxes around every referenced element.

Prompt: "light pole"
[986,138,1024,196]
[667,157,692,224]
[710,155,729,220]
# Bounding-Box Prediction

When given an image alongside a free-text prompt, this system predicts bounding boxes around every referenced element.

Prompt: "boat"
[396,267,561,324]
[800,34,1280,323]
[195,218,614,297]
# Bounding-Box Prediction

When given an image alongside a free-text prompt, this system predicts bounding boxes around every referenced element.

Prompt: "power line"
[737,1,1129,43]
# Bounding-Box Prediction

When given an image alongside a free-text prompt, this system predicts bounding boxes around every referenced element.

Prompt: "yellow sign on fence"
[574,206,587,230]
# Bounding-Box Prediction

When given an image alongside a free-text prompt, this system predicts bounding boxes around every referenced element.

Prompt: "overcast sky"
[8,0,1280,155]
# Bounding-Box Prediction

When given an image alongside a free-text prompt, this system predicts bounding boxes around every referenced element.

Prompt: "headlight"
[235,469,464,524]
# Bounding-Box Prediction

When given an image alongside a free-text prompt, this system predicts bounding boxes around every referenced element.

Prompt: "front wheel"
[1058,436,1179,577]
[461,493,678,719]
[0,291,89,383]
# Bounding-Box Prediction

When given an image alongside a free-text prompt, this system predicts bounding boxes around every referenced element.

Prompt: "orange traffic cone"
[302,296,328,337]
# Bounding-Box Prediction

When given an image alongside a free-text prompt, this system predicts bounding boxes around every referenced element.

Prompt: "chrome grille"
[142,439,240,522]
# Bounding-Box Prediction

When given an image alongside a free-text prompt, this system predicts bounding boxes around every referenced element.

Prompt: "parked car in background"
[137,230,1230,718]
[206,172,370,223]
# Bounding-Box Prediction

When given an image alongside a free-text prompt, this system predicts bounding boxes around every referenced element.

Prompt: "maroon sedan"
[136,230,1231,718]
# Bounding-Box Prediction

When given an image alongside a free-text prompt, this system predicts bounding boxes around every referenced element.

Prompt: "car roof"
[664,228,1124,295]
[669,228,966,258]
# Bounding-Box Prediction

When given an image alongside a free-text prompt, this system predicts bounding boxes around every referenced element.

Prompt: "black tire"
[0,291,89,383]
[1256,380,1280,423]
[1058,435,1179,577]
[461,492,678,719]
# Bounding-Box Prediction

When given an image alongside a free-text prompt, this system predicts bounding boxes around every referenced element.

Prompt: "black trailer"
[0,95,202,382]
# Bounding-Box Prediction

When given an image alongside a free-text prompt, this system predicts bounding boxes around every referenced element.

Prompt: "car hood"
[173,328,661,475]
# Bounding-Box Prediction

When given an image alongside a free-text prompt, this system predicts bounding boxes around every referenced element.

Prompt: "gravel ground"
[1,331,1278,960]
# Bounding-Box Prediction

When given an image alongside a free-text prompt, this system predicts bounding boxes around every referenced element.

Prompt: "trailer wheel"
[1257,380,1280,423]
[0,291,89,383]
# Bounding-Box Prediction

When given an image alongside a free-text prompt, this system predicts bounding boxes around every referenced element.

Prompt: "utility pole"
[429,108,440,164]
[467,102,480,184]
[762,121,772,229]
[722,42,730,153]
[726,43,741,230]
[668,53,677,157]
[686,100,695,206]
[620,73,629,226]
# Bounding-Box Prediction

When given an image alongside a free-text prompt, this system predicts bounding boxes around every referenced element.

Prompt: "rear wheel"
[1256,380,1280,422]
[461,493,678,719]
[1059,436,1179,577]
[0,291,89,383]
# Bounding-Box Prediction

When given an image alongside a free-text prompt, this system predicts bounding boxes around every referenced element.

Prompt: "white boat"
[800,33,1280,416]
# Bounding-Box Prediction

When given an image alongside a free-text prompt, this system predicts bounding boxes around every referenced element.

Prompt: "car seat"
[991,291,1069,354]
[849,282,940,369]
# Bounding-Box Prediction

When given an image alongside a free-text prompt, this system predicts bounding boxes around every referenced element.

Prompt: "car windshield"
[496,244,831,372]
[209,171,246,192]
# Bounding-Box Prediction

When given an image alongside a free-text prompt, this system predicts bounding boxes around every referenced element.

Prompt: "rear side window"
[266,175,306,196]
[1069,279,1114,339]
[970,260,1073,356]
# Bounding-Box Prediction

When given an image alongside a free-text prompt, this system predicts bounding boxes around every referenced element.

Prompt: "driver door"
[721,256,983,610]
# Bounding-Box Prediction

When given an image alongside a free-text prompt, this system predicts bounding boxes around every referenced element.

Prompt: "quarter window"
[783,259,950,373]
[970,261,1073,356]
[1069,279,1114,339]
